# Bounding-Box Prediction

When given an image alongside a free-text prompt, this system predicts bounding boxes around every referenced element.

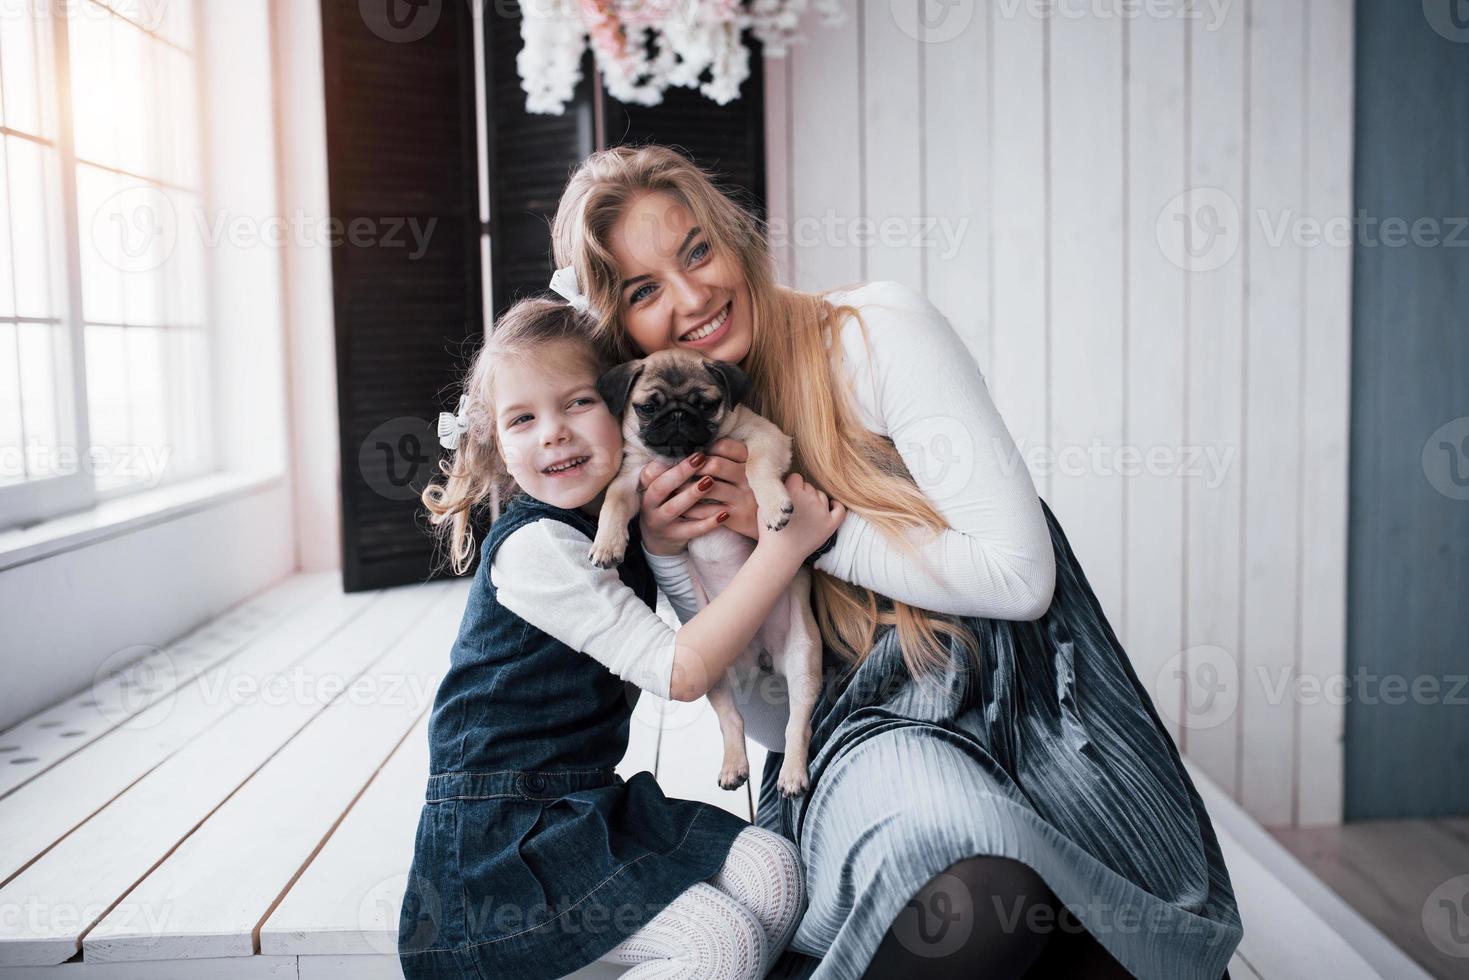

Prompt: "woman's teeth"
[681,303,729,342]
[544,456,588,474]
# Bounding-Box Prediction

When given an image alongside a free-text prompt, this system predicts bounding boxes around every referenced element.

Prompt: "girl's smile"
[540,454,592,477]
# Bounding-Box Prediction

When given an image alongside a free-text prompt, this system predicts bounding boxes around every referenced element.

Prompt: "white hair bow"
[549,264,591,315]
[436,393,469,450]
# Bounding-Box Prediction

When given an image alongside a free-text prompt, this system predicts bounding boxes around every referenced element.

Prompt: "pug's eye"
[635,402,657,417]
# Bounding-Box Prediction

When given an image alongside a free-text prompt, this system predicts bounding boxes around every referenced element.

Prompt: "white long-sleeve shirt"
[490,518,680,700]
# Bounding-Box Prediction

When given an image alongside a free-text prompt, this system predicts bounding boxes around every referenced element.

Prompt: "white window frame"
[0,0,213,533]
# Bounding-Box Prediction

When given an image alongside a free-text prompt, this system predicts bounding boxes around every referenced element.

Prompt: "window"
[0,0,211,531]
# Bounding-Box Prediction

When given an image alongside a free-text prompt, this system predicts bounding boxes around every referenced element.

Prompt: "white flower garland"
[518,0,845,114]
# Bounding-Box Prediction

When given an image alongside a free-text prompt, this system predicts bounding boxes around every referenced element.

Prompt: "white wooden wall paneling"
[1296,0,1352,828]
[1240,0,1307,827]
[860,0,922,292]
[987,8,1050,500]
[920,0,990,374]
[1183,0,1249,803]
[789,0,862,290]
[1123,10,1187,748]
[1048,7,1126,626]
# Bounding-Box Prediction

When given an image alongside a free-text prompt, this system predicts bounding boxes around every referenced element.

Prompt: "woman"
[549,144,1243,980]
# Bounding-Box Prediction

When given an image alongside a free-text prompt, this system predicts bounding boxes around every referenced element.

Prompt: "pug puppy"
[590,347,821,798]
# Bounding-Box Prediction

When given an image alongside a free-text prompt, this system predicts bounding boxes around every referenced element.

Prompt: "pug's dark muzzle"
[639,407,720,460]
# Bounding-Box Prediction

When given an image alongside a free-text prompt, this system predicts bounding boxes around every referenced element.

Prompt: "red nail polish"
[716,511,729,523]
[697,475,714,491]
[688,452,706,468]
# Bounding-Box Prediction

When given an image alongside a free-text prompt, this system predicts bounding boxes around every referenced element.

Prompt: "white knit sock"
[595,826,806,978]
[707,825,806,970]
[597,881,767,979]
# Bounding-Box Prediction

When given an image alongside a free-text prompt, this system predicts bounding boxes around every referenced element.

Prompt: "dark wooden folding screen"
[323,0,767,589]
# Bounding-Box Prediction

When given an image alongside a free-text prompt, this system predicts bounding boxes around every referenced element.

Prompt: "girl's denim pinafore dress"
[398,492,749,980]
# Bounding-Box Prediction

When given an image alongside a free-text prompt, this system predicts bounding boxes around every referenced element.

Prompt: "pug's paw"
[587,526,629,568]
[760,492,795,531]
[776,759,809,798]
[718,760,750,791]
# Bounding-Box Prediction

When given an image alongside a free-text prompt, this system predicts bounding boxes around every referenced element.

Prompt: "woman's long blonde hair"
[421,297,615,575]
[550,144,978,681]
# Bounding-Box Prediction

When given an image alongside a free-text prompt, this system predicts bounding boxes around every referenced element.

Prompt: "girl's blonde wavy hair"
[550,144,978,681]
[421,296,615,575]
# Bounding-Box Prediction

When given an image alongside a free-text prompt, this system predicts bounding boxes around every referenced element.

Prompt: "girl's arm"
[492,519,683,696]
[493,477,842,703]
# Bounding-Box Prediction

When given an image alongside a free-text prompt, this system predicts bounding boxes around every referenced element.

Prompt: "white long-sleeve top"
[490,519,679,700]
[647,279,1055,623]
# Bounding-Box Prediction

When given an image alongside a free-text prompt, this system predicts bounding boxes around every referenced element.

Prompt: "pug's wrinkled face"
[595,348,752,461]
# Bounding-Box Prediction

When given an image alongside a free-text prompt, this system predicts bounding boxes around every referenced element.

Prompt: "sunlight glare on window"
[68,1,210,496]
[67,8,118,167]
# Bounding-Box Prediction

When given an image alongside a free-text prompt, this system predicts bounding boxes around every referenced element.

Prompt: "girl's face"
[608,190,753,366]
[493,342,624,515]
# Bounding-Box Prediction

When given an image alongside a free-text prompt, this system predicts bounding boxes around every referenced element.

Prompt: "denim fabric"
[756,497,1244,980]
[398,492,749,980]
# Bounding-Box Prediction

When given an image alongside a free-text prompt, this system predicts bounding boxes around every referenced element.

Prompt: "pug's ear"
[704,359,752,409]
[596,361,644,418]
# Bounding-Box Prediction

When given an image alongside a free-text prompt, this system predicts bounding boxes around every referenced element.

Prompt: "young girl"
[397,296,845,980]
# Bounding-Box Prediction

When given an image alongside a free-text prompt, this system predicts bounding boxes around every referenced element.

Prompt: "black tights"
[861,856,1138,980]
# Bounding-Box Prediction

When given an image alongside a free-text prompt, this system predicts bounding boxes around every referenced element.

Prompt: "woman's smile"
[678,300,733,347]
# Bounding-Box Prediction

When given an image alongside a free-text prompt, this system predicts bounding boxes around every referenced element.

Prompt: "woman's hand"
[638,438,760,554]
[756,473,846,566]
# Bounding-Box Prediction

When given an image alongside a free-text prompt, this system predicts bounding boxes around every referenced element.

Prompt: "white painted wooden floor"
[0,573,1429,979]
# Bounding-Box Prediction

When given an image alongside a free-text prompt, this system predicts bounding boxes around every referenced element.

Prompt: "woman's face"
[607,190,753,366]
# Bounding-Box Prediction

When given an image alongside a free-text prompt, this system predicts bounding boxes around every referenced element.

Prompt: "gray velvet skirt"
[755,498,1244,980]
